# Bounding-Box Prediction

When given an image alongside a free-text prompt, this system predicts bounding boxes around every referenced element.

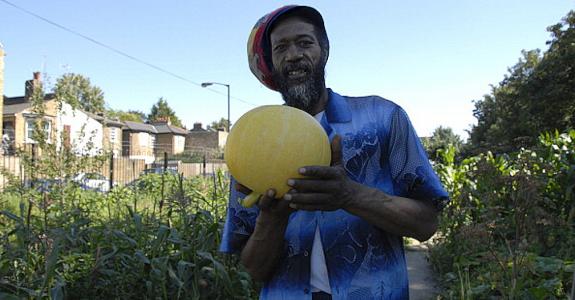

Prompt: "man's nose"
[285,44,304,62]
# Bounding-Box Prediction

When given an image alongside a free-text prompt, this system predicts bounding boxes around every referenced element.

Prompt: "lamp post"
[201,82,230,132]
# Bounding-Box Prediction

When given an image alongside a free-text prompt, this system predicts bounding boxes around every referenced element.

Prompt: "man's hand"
[283,135,361,211]
[235,183,294,218]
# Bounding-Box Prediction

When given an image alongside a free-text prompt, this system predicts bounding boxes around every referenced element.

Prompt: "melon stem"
[241,193,261,208]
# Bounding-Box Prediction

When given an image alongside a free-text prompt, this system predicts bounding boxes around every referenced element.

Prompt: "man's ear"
[322,48,329,66]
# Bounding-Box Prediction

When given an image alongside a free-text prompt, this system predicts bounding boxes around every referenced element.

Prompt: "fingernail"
[299,168,306,174]
[283,194,292,201]
[267,190,274,197]
[289,203,297,209]
[287,179,295,186]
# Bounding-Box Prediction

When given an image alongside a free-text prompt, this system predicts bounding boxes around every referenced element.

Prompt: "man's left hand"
[283,135,361,211]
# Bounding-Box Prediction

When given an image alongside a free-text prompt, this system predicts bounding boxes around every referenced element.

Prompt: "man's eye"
[273,44,286,52]
[299,40,313,47]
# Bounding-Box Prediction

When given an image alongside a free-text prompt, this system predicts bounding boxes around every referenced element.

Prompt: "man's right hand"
[237,182,293,282]
[235,182,294,219]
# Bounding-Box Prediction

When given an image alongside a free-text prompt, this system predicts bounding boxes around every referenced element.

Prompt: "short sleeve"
[387,107,450,211]
[219,176,259,253]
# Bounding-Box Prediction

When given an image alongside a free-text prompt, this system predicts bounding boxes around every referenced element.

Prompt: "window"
[25,119,52,143]
[109,128,117,144]
[139,132,149,147]
[175,135,185,150]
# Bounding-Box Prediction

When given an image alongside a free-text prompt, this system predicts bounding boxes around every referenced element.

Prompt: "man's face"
[270,17,325,113]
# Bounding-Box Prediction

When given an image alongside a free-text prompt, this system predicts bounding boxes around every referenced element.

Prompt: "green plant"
[430,130,575,298]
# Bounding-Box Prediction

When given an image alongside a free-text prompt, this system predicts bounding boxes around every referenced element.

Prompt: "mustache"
[282,62,312,75]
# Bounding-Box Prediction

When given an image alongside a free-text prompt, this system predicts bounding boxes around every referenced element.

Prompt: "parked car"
[73,173,111,192]
[25,178,63,193]
[141,167,178,176]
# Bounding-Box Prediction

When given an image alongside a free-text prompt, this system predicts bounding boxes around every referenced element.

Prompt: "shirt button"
[303,251,309,257]
[304,288,310,294]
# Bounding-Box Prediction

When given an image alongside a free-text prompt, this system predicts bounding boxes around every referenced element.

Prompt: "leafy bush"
[430,130,575,298]
[0,170,258,299]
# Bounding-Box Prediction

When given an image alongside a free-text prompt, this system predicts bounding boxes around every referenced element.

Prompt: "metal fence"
[0,144,227,190]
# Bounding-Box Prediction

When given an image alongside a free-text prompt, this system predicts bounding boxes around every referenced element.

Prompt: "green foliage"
[421,126,463,161]
[1,84,255,298]
[148,97,184,128]
[208,118,231,131]
[0,170,257,299]
[107,109,147,123]
[469,10,575,153]
[430,130,575,298]
[54,73,106,114]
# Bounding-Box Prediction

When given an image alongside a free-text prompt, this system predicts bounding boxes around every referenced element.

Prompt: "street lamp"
[201,82,230,132]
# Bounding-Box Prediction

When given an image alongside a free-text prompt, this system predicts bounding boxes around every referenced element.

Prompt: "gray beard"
[274,69,325,114]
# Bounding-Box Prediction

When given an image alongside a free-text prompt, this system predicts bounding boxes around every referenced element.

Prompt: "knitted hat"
[247,5,328,91]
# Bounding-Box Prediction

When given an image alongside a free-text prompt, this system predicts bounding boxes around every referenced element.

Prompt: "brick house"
[151,119,187,156]
[3,73,104,155]
[122,121,157,163]
[89,113,124,156]
[186,122,228,150]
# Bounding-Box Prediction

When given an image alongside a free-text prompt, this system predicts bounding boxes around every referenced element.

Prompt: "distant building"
[186,122,228,150]
[151,118,187,156]
[122,121,157,163]
[89,113,124,156]
[3,72,104,156]
[0,44,5,144]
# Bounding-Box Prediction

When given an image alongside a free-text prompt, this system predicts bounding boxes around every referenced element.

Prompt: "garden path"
[406,240,440,299]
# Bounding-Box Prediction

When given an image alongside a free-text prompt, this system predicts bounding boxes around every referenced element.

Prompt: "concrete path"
[405,241,440,300]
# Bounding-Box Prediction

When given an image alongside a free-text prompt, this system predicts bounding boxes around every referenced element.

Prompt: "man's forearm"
[345,183,438,241]
[240,212,289,282]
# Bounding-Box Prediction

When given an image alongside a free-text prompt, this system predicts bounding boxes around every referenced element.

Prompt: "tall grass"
[0,170,258,300]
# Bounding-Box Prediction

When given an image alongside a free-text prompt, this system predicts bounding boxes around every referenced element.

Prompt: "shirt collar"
[325,88,352,123]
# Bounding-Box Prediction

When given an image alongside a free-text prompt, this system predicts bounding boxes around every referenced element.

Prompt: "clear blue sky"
[1,1,572,139]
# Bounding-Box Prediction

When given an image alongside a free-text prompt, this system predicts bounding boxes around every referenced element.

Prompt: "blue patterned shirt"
[220,89,449,300]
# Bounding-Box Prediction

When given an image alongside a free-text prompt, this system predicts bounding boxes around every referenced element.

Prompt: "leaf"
[0,292,24,300]
[45,239,62,284]
[50,280,65,300]
[528,287,549,300]
[0,210,22,223]
[535,256,563,274]
[113,230,137,247]
[135,250,150,265]
[168,265,183,288]
[197,251,232,293]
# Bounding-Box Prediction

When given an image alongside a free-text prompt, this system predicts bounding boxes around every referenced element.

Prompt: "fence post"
[163,152,168,171]
[30,144,36,188]
[109,153,114,190]
[202,154,206,176]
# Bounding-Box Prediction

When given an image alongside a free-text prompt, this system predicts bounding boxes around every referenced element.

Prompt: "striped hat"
[247,5,328,91]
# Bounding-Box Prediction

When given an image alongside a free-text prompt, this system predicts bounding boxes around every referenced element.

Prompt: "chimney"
[193,122,203,130]
[151,116,171,126]
[25,71,42,101]
[0,44,4,139]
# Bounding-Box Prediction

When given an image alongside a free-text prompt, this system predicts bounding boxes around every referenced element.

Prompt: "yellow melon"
[225,105,331,207]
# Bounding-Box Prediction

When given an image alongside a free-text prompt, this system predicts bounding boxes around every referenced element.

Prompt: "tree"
[208,118,231,131]
[147,97,184,128]
[469,10,575,153]
[54,73,106,113]
[422,126,463,161]
[107,109,146,123]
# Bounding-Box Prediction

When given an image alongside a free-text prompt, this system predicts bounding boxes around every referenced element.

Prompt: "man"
[220,5,449,300]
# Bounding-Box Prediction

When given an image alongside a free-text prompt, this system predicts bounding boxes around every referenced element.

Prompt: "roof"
[189,127,207,132]
[153,123,188,135]
[3,96,57,116]
[123,121,158,134]
[3,93,55,105]
[87,112,124,127]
